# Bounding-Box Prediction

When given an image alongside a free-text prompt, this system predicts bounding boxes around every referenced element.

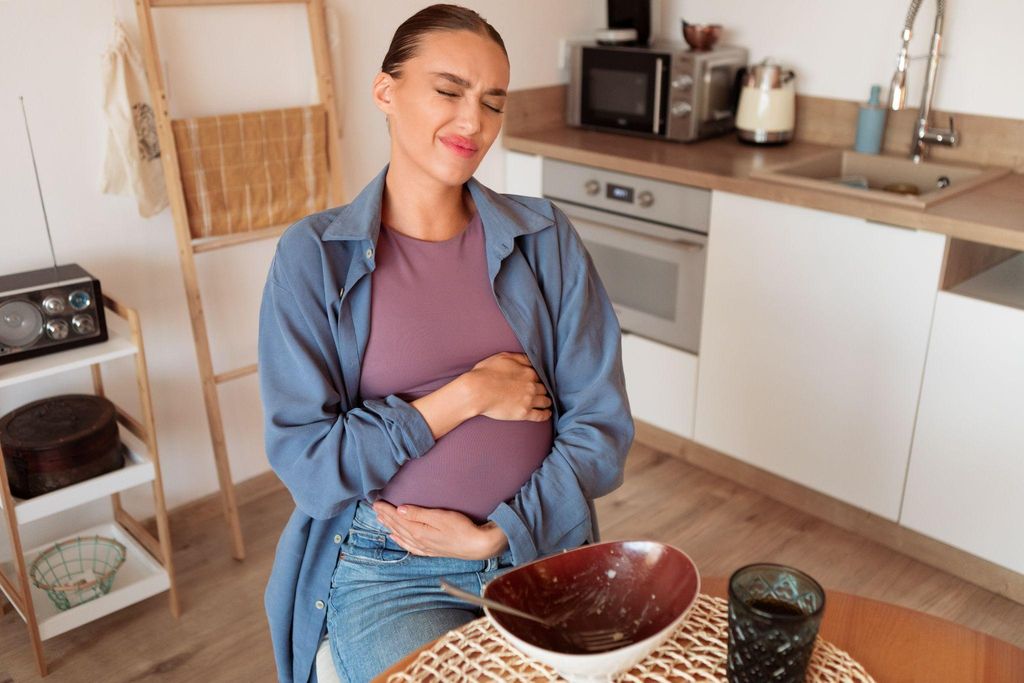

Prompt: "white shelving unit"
[0,330,138,389]
[0,426,154,525]
[0,293,179,677]
[1,521,170,640]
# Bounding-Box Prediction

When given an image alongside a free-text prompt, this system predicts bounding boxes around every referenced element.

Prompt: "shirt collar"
[320,162,555,247]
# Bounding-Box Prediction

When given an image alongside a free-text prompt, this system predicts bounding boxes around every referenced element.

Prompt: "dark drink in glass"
[727,563,825,683]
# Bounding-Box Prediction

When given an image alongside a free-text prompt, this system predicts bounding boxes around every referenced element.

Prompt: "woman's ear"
[372,71,396,116]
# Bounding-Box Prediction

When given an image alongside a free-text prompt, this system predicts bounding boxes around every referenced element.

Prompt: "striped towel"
[171,105,330,239]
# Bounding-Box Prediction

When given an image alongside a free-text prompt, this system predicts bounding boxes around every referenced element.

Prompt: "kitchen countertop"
[502,125,1024,251]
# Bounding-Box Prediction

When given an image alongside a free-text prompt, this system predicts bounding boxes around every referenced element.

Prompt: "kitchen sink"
[751,150,1010,208]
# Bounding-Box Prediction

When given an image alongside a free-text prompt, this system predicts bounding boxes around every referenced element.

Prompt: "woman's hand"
[410,352,549,441]
[372,501,509,560]
[464,352,552,422]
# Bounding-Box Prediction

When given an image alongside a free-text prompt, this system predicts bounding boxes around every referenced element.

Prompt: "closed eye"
[436,90,504,114]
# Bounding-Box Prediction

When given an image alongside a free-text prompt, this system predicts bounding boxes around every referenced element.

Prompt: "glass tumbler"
[726,563,826,683]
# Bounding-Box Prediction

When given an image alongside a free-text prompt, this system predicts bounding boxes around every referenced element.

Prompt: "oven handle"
[590,219,704,251]
[554,201,707,250]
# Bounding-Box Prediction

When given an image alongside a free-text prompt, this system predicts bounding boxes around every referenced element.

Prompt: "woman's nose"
[455,98,483,134]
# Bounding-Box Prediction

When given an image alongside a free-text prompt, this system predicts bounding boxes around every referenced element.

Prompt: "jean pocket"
[338,528,411,567]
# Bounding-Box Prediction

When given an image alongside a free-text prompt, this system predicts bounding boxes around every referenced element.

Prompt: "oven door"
[579,47,669,136]
[695,56,743,137]
[557,203,706,353]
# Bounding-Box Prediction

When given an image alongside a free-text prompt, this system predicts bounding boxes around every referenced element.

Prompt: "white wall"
[0,0,601,539]
[0,0,1019,537]
[666,0,1024,119]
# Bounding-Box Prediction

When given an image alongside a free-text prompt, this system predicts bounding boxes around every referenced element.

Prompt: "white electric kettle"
[736,59,796,144]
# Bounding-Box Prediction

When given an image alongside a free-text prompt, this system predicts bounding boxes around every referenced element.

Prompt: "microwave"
[566,41,747,143]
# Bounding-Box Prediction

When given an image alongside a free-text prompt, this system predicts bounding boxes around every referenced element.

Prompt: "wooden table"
[376,577,1024,682]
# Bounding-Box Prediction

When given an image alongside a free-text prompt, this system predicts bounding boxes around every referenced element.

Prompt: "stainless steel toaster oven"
[566,40,747,143]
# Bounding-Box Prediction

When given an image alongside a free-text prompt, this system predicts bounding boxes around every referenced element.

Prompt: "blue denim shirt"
[258,164,634,683]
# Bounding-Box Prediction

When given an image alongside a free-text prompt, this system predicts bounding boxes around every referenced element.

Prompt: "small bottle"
[854,84,886,155]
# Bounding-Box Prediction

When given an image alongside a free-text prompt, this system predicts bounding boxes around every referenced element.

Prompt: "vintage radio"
[3,100,109,366]
[0,264,108,365]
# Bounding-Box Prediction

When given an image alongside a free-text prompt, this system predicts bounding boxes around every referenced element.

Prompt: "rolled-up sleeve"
[258,253,435,521]
[489,206,634,564]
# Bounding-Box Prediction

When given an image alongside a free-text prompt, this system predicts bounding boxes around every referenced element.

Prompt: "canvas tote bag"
[100,19,168,217]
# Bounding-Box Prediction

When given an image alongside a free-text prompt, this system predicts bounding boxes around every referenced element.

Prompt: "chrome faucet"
[887,0,958,162]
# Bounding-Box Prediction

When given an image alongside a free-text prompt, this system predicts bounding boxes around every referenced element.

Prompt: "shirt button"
[365,247,374,259]
[315,600,325,610]
[338,287,345,298]
[334,534,342,544]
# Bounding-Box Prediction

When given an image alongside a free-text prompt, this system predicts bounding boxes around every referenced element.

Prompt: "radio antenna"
[19,96,61,282]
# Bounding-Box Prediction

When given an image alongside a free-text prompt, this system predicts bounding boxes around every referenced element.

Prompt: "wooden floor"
[3,440,1023,681]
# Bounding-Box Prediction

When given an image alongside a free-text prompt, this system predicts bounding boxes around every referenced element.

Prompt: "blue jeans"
[326,500,515,682]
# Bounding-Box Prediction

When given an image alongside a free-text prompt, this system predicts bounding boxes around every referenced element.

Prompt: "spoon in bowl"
[439,579,631,653]
[439,579,554,626]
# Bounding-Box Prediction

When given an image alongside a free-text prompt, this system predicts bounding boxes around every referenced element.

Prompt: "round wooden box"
[0,394,125,499]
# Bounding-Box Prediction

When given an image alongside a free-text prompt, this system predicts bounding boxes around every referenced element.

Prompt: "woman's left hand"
[372,501,509,561]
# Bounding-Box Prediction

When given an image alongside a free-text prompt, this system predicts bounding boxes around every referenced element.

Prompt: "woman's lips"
[440,135,478,159]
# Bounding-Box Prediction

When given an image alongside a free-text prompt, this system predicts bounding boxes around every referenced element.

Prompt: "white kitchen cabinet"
[503,150,543,197]
[694,192,944,520]
[901,256,1024,573]
[621,332,697,439]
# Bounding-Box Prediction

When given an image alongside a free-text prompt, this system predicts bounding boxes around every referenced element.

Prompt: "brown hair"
[381,3,508,78]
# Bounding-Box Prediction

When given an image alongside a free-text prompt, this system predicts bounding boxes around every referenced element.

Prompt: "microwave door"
[563,212,706,353]
[698,58,740,131]
[580,47,667,135]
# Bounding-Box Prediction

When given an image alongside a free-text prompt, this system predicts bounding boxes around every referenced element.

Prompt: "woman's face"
[373,29,510,188]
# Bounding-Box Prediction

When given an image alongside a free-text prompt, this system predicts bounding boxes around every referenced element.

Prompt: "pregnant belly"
[378,415,554,523]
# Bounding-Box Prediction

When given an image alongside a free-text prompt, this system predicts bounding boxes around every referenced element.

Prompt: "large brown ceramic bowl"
[483,540,700,681]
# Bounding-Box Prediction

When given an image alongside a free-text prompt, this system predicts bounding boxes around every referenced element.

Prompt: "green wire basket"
[29,535,127,611]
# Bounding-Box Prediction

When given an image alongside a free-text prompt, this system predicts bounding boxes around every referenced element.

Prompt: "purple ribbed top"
[360,211,554,522]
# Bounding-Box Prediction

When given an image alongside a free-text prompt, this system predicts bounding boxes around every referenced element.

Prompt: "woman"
[258,5,634,682]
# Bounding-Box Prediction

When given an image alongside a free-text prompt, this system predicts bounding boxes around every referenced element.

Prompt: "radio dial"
[72,314,97,335]
[0,301,44,347]
[69,290,92,310]
[45,319,70,340]
[584,180,600,196]
[671,75,694,90]
[671,102,694,117]
[43,296,66,314]
[637,191,654,208]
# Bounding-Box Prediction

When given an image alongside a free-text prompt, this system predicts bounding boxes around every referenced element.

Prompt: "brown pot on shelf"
[0,394,125,499]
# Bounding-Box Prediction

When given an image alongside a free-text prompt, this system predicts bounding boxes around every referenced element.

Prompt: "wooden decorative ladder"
[134,0,344,559]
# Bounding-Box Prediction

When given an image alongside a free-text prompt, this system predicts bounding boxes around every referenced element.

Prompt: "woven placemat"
[387,593,876,682]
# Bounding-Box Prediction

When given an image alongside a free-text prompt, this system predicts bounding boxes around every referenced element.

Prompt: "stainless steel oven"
[542,158,710,353]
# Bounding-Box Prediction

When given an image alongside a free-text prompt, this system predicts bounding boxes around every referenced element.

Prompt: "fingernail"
[398,507,407,515]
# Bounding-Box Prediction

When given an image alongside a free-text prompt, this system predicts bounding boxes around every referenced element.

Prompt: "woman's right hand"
[465,352,552,422]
